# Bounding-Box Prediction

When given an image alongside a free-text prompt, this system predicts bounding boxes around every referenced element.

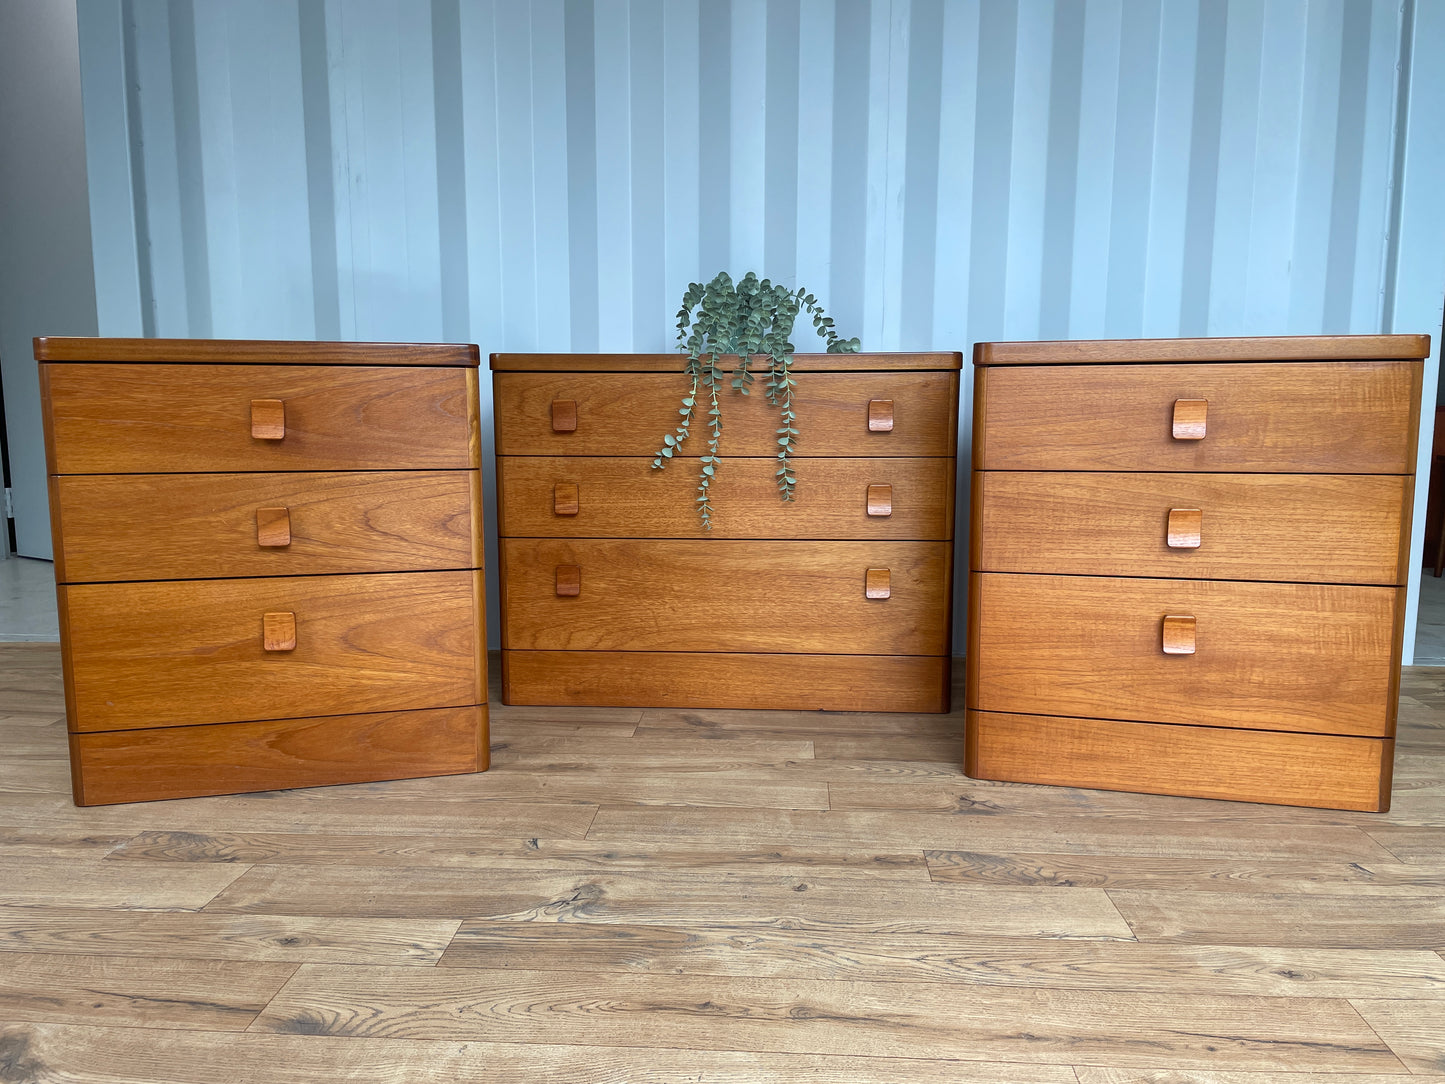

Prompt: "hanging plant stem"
[652,271,859,528]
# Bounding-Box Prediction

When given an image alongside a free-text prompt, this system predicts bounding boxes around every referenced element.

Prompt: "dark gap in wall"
[1178,0,1226,337]
[120,0,156,338]
[900,0,943,349]
[432,0,469,344]
[829,0,869,335]
[698,0,731,275]
[167,0,210,338]
[763,0,800,289]
[1323,0,1371,336]
[564,0,599,351]
[298,0,340,340]
[967,0,1016,343]
[1039,1,1083,340]
[630,0,666,349]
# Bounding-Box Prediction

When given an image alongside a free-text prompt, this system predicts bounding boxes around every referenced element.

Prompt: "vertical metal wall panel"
[75,0,1445,657]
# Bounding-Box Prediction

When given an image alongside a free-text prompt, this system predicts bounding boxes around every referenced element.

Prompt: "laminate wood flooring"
[2,641,1444,1081]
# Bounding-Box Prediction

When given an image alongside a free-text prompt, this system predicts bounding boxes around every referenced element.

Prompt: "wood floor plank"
[0,952,295,1030]
[925,849,1445,894]
[1074,1071,1420,1083]
[1110,889,1445,949]
[1347,999,1445,1074]
[1364,825,1445,862]
[248,965,1400,1071]
[0,907,460,965]
[0,827,131,859]
[105,830,930,878]
[437,921,1445,998]
[490,736,817,765]
[203,866,1135,938]
[635,706,963,736]
[0,1022,1080,1083]
[586,808,1399,860]
[811,735,963,761]
[0,855,246,910]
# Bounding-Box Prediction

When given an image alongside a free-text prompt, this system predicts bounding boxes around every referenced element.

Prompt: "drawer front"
[502,539,951,654]
[977,361,1419,473]
[42,364,477,473]
[498,457,955,540]
[53,471,482,583]
[966,711,1392,811]
[70,705,488,806]
[493,371,959,457]
[971,572,1398,736]
[974,471,1408,585]
[61,570,485,731]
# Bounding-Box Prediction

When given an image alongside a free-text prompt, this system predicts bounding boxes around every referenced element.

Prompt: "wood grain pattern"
[976,361,1420,473]
[0,908,461,966]
[436,921,1445,998]
[496,456,955,539]
[490,351,963,372]
[52,471,480,582]
[501,539,950,654]
[0,855,245,910]
[492,371,959,457]
[972,574,1398,736]
[63,571,484,731]
[973,333,1430,365]
[503,651,949,712]
[0,1023,1079,1084]
[974,471,1410,584]
[69,706,488,806]
[248,965,1398,1071]
[43,364,475,473]
[965,712,1393,812]
[35,336,480,366]
[0,952,296,1030]
[1346,999,1445,1073]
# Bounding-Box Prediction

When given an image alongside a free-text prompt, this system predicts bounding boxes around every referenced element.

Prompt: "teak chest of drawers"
[967,334,1429,811]
[491,352,961,712]
[36,337,489,805]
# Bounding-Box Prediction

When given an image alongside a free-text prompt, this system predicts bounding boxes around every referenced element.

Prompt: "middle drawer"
[502,539,951,654]
[62,570,485,732]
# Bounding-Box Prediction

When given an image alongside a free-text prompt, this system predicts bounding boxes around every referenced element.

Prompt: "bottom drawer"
[504,650,950,713]
[69,705,488,806]
[965,710,1392,811]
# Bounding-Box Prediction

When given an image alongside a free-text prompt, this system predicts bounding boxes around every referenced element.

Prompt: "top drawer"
[976,361,1420,473]
[42,364,478,474]
[493,371,959,457]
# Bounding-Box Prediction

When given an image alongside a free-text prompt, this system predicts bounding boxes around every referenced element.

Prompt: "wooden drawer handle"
[556,564,581,596]
[552,399,578,432]
[1172,398,1207,440]
[1166,508,1202,549]
[251,399,286,440]
[554,483,579,517]
[262,611,296,652]
[867,400,894,433]
[865,568,891,599]
[866,484,893,517]
[256,507,292,548]
[1162,614,1196,655]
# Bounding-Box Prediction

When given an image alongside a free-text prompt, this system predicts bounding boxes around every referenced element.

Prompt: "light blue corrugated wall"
[76,0,1445,660]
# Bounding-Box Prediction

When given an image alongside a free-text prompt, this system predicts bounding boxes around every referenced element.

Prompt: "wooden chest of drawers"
[967,335,1428,811]
[492,352,961,712]
[36,337,489,805]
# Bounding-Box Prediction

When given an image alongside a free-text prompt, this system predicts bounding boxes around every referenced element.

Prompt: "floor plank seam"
[1361,828,1410,861]
[1344,997,1417,1074]
[1099,888,1141,942]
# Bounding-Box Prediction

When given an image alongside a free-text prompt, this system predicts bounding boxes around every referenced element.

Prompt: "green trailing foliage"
[652,271,860,529]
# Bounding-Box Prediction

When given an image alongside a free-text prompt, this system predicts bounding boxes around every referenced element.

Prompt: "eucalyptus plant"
[652,271,860,528]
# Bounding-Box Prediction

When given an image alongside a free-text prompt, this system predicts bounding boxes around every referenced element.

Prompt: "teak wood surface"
[500,539,952,655]
[976,360,1420,473]
[61,570,486,732]
[42,364,478,473]
[4,642,1445,1081]
[490,351,963,372]
[972,572,1399,736]
[492,371,960,457]
[497,456,955,540]
[974,470,1410,585]
[35,336,481,366]
[50,470,483,582]
[974,333,1430,365]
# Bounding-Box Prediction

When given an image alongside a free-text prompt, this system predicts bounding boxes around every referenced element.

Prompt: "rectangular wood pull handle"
[263,612,296,652]
[1162,614,1196,655]
[866,484,893,517]
[1172,398,1207,440]
[1166,508,1202,549]
[251,399,285,440]
[867,399,894,432]
[552,399,578,432]
[865,568,891,599]
[555,564,581,596]
[256,507,292,547]
[554,483,579,516]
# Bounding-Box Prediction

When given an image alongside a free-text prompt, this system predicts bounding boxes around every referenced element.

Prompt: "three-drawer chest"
[37,337,489,805]
[492,352,961,712]
[967,334,1428,811]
